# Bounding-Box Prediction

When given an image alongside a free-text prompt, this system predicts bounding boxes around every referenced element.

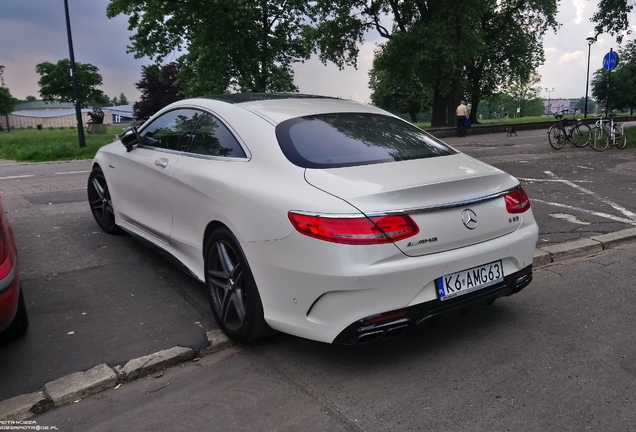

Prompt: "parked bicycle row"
[548,112,627,152]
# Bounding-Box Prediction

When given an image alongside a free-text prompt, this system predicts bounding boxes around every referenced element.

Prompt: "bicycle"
[588,112,627,152]
[547,113,592,150]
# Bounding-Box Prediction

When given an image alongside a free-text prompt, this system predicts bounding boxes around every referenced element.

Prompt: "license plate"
[436,260,503,301]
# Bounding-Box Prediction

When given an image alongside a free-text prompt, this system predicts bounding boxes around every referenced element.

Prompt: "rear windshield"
[275,113,456,168]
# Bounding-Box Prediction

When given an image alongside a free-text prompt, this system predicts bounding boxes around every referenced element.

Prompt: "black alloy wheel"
[205,228,271,342]
[88,167,122,235]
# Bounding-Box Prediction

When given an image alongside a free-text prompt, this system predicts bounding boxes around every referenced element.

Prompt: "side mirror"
[121,126,142,152]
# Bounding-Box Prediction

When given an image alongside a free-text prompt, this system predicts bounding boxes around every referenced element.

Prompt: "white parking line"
[533,199,636,226]
[519,178,593,183]
[53,170,90,175]
[544,170,636,221]
[0,174,36,180]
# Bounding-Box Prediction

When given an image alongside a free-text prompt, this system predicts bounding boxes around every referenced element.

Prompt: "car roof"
[204,93,338,104]
[197,94,388,125]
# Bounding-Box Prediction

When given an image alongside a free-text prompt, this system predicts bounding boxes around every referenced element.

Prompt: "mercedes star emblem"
[461,209,478,230]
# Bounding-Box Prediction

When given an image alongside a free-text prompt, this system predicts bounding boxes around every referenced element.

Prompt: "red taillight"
[288,212,419,245]
[505,187,531,214]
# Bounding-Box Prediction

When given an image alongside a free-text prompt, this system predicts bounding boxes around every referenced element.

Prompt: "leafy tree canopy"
[591,40,636,113]
[25,95,36,102]
[107,0,312,95]
[35,59,105,107]
[312,0,557,126]
[368,44,429,122]
[118,93,129,105]
[133,62,184,120]
[591,0,634,43]
[0,87,17,116]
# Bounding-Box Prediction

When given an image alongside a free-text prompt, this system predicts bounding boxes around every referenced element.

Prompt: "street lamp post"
[0,65,9,132]
[584,36,597,118]
[545,87,555,115]
[63,0,86,148]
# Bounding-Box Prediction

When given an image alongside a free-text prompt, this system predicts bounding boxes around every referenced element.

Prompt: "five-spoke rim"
[207,240,247,331]
[89,174,116,228]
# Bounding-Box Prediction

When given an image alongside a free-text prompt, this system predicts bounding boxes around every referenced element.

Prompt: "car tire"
[204,228,272,343]
[3,287,29,339]
[88,166,123,235]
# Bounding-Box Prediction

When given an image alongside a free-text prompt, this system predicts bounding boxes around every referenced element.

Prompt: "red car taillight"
[288,212,419,245]
[505,187,531,214]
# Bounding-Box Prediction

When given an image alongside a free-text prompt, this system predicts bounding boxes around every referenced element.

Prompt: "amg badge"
[407,237,438,247]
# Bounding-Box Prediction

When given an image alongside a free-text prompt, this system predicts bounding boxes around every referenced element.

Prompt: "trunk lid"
[304,154,521,256]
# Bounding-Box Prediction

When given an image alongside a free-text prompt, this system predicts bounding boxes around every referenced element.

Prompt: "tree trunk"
[446,80,462,127]
[470,98,480,124]
[431,88,447,127]
[409,111,417,122]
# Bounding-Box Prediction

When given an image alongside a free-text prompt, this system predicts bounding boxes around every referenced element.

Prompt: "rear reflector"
[288,212,419,245]
[362,310,408,325]
[504,187,531,214]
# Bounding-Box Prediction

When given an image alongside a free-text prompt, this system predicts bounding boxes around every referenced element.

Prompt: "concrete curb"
[2,227,636,421]
[0,333,234,421]
[44,364,117,407]
[535,227,636,266]
[115,346,195,381]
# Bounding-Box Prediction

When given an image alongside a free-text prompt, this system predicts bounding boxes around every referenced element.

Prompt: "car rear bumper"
[243,213,538,344]
[333,265,532,344]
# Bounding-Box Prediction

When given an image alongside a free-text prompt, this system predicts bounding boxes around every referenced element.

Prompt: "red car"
[0,196,28,339]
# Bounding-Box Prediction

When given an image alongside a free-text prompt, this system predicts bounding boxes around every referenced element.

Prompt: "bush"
[27,125,33,129]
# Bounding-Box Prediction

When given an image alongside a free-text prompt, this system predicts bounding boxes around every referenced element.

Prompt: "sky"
[0,1,635,104]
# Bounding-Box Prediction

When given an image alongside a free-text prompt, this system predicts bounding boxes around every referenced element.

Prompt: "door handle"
[154,158,169,169]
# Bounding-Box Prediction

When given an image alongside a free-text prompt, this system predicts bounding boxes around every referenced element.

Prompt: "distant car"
[0,195,28,339]
[88,94,538,344]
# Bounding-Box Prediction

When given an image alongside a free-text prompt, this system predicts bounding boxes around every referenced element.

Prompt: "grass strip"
[0,127,124,162]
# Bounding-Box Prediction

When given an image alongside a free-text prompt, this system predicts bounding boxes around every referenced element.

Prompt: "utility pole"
[584,36,596,118]
[63,0,86,148]
[0,65,9,132]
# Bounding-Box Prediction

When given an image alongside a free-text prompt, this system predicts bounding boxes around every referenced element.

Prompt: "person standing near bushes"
[456,101,468,137]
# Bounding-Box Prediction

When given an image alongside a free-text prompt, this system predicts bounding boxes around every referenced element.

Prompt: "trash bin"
[36,124,42,130]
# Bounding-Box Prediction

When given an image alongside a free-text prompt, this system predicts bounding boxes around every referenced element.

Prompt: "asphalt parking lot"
[1,127,636,403]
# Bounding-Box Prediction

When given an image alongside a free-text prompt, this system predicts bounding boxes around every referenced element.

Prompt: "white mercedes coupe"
[88,94,538,344]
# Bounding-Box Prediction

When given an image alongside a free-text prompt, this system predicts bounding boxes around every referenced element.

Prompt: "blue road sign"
[603,51,619,71]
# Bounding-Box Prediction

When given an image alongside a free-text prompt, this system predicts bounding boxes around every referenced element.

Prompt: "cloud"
[572,0,586,24]
[559,51,585,64]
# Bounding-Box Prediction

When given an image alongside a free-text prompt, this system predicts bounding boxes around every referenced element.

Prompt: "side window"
[184,113,246,158]
[140,109,202,151]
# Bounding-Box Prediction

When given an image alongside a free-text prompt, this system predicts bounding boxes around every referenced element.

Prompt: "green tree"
[575,96,596,114]
[87,92,111,107]
[25,95,37,102]
[36,59,105,107]
[118,93,129,105]
[111,96,119,106]
[107,0,312,95]
[591,41,636,113]
[591,0,634,43]
[506,71,542,117]
[464,3,555,123]
[311,0,557,127]
[0,87,17,132]
[368,45,429,122]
